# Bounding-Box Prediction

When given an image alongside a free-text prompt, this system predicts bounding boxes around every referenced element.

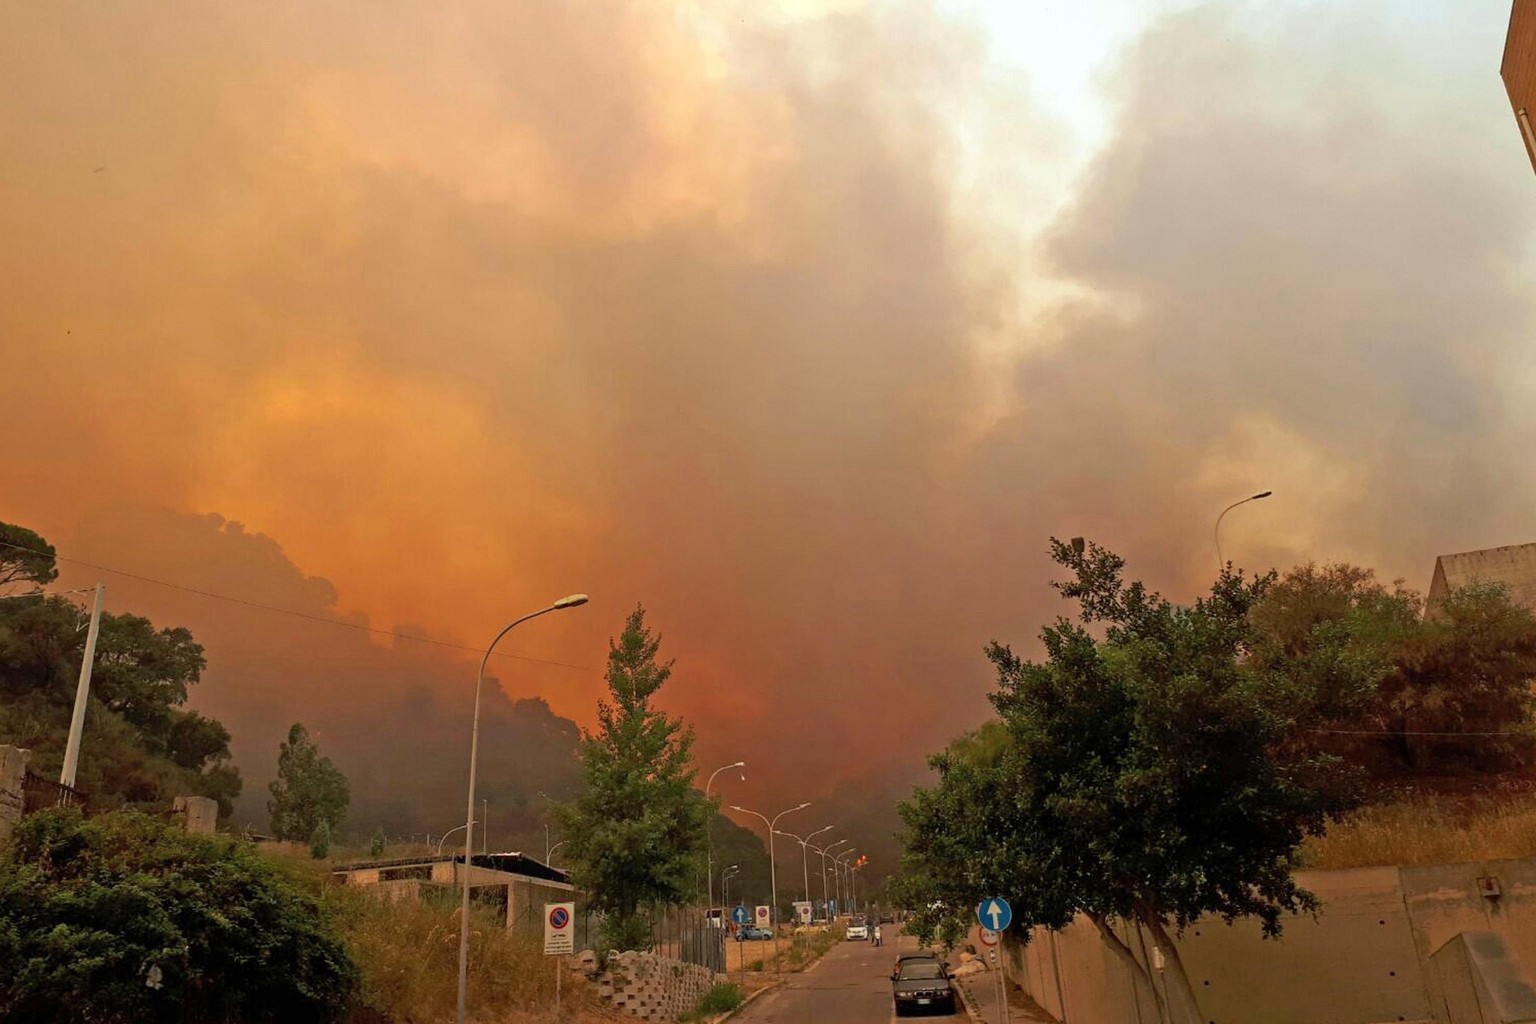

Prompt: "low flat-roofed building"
[1427,542,1536,614]
[332,851,576,937]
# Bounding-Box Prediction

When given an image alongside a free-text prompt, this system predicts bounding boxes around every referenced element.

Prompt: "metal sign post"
[544,902,575,1018]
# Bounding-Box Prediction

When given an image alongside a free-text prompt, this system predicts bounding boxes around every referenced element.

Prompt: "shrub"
[692,982,743,1016]
[0,808,357,1023]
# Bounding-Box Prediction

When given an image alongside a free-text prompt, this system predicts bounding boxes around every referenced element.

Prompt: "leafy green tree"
[555,605,712,953]
[1251,563,1536,775]
[370,829,386,858]
[897,540,1381,1024]
[0,526,241,816]
[0,521,57,591]
[268,723,350,843]
[0,807,358,1023]
[310,820,332,860]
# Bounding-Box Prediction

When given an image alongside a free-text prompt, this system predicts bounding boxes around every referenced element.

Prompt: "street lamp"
[821,838,849,916]
[835,850,858,915]
[546,840,567,867]
[731,802,809,938]
[1214,490,1272,572]
[775,824,835,908]
[437,820,479,856]
[705,761,746,908]
[457,594,589,1024]
[722,864,741,911]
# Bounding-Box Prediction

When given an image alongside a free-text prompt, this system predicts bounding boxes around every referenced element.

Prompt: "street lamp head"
[1252,490,1273,500]
[553,593,589,609]
[730,804,747,813]
[794,802,811,811]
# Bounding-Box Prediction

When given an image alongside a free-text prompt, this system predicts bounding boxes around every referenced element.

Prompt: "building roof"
[1427,542,1536,613]
[331,850,571,885]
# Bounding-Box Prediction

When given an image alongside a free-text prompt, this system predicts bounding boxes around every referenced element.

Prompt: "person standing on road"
[873,923,882,947]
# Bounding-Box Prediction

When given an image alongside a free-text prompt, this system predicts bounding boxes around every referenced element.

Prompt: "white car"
[846,921,869,941]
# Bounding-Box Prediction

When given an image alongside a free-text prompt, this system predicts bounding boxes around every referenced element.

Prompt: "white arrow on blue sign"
[976,898,1012,932]
[731,905,751,926]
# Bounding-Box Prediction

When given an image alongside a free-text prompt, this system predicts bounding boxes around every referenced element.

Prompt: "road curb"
[718,977,785,1022]
[953,973,988,1024]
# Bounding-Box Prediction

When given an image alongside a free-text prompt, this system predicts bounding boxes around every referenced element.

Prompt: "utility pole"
[60,583,104,790]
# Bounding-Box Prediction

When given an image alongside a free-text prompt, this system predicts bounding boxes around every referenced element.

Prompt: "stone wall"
[587,949,724,1021]
[0,745,28,842]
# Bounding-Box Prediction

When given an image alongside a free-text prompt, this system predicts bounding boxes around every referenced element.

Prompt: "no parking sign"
[544,902,575,955]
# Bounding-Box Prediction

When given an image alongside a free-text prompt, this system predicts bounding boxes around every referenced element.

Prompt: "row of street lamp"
[448,492,1266,1021]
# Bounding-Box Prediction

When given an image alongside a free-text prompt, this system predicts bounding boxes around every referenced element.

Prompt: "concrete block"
[172,795,219,834]
[0,746,29,842]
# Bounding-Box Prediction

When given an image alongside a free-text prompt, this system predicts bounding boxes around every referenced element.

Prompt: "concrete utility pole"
[60,583,104,790]
[822,838,849,915]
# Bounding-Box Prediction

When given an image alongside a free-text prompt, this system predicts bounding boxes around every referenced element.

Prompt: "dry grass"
[258,846,612,1023]
[1303,791,1536,870]
[327,886,605,1023]
[724,928,841,975]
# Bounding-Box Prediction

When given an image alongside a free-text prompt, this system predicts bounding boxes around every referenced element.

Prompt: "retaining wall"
[1006,859,1536,1024]
[593,949,724,1022]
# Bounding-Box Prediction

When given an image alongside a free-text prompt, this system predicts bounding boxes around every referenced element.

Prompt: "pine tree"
[267,723,349,843]
[555,605,712,952]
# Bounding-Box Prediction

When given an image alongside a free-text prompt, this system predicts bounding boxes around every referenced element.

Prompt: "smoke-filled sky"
[5,0,1536,833]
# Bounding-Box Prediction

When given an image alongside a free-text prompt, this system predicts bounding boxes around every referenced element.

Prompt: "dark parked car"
[736,925,773,941]
[891,955,956,1016]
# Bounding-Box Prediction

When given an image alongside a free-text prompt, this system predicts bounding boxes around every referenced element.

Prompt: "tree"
[268,723,350,843]
[896,540,1381,1024]
[1250,563,1536,776]
[0,807,358,1023]
[0,526,241,817]
[0,521,57,591]
[555,605,712,953]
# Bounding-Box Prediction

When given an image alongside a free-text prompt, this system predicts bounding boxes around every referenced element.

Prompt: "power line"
[0,538,593,672]
[1311,728,1525,738]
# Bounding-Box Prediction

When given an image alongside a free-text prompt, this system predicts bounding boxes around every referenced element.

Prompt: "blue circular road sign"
[977,898,1012,932]
[731,905,750,926]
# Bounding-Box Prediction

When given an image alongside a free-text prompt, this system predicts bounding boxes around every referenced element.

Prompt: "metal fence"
[652,906,725,973]
[22,770,85,814]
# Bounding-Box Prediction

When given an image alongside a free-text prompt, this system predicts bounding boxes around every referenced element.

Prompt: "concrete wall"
[0,745,28,842]
[171,795,218,835]
[1007,859,1536,1024]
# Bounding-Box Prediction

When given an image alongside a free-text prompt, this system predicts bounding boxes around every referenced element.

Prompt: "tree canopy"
[0,522,241,816]
[1251,562,1536,776]
[267,722,350,848]
[0,522,57,591]
[555,605,712,953]
[896,539,1384,1024]
[0,808,357,1023]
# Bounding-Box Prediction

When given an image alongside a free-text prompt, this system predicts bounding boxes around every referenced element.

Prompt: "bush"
[692,982,744,1015]
[0,808,357,1023]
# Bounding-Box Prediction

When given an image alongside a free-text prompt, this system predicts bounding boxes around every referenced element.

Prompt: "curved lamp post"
[546,840,567,867]
[722,864,741,910]
[835,849,858,916]
[775,824,835,907]
[1214,490,1272,572]
[457,594,589,1024]
[821,838,849,915]
[704,761,746,907]
[437,819,478,856]
[731,802,809,938]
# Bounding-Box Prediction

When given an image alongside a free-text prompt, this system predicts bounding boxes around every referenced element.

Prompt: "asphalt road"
[732,927,959,1024]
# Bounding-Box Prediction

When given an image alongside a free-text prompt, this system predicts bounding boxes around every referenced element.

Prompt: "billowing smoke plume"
[3,0,1534,838]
